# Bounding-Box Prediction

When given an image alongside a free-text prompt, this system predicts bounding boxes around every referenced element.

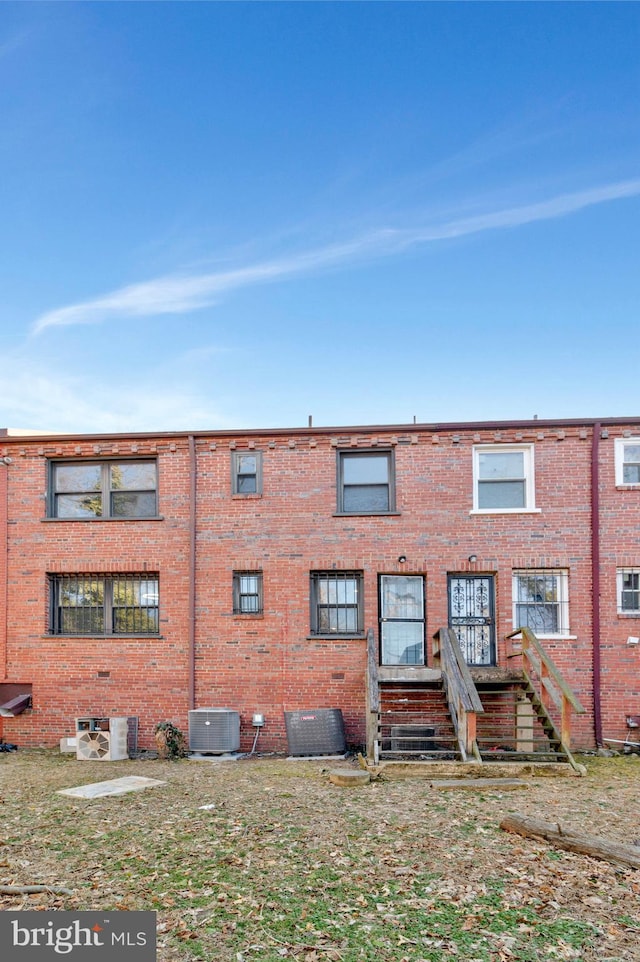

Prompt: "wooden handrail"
[507,627,586,772]
[506,628,586,713]
[365,628,379,761]
[433,627,483,762]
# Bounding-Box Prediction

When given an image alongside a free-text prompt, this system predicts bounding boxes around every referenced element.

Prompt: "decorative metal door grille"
[448,575,496,666]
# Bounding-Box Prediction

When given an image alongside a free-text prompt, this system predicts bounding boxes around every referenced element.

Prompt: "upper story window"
[49,573,159,635]
[617,568,640,614]
[473,445,535,512]
[337,451,395,514]
[615,439,640,485]
[49,460,157,519]
[231,452,263,495]
[233,571,263,614]
[310,571,363,635]
[512,569,569,636]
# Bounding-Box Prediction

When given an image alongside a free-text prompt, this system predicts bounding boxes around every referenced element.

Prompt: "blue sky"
[1,2,639,434]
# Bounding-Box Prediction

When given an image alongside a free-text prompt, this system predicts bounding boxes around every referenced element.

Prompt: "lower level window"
[310,571,363,635]
[233,571,263,614]
[618,569,640,613]
[512,569,569,636]
[50,574,159,635]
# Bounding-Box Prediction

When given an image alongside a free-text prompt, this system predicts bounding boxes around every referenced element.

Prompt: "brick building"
[0,416,638,756]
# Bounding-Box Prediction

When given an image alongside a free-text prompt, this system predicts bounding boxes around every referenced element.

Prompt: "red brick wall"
[1,422,639,753]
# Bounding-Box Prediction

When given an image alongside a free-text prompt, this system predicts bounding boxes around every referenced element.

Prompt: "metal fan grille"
[78,731,111,759]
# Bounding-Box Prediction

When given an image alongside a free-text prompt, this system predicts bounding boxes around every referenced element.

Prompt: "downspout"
[188,435,197,711]
[591,423,603,747]
[0,456,8,741]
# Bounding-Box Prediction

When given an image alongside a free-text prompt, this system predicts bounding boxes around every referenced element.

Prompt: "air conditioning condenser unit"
[188,708,241,754]
[75,717,129,761]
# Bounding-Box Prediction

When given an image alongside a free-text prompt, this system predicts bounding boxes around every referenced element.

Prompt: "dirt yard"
[1,750,639,961]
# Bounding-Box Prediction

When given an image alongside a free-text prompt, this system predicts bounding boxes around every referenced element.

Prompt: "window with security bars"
[512,570,569,636]
[310,571,363,635]
[617,569,640,613]
[233,571,263,614]
[49,460,157,519]
[50,574,159,635]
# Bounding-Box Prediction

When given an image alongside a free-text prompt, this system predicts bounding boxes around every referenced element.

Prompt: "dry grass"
[1,750,640,961]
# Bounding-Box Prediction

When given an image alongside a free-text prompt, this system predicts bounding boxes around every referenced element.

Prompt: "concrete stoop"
[367,759,585,779]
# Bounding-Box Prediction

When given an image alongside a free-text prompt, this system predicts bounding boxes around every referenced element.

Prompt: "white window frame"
[472,444,538,513]
[617,568,640,614]
[614,438,640,486]
[512,569,570,638]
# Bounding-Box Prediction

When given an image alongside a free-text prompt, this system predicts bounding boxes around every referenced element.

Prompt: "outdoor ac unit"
[188,708,241,753]
[284,708,346,756]
[75,717,129,761]
[390,725,436,752]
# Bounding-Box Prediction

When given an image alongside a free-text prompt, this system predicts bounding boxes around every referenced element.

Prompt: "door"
[379,575,425,665]
[447,574,496,666]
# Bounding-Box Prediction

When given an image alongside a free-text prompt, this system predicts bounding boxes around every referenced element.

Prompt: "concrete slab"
[430,777,529,791]
[286,753,348,762]
[187,752,242,762]
[57,775,166,799]
[370,760,581,779]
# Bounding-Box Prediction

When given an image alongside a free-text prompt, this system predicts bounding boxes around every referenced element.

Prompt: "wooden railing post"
[432,627,484,762]
[365,628,379,762]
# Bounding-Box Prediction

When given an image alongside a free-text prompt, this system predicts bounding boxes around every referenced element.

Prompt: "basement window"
[310,571,364,635]
[49,574,159,635]
[233,571,263,614]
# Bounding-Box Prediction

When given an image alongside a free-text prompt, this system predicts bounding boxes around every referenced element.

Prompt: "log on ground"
[500,813,640,870]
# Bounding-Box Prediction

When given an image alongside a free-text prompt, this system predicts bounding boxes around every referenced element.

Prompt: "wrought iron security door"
[448,575,496,666]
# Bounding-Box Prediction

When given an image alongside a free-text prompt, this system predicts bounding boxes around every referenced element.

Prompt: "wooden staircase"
[365,627,586,772]
[378,680,462,761]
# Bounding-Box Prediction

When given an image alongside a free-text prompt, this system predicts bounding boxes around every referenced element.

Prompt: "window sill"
[44,634,163,640]
[470,508,541,515]
[617,612,640,618]
[307,634,366,641]
[615,485,640,491]
[42,516,165,522]
[333,511,401,518]
[231,613,265,620]
[231,493,262,500]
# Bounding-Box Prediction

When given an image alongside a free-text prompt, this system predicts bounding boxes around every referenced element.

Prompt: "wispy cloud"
[33,177,640,335]
[0,352,236,434]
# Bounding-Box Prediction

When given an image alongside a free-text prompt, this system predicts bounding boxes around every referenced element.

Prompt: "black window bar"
[50,574,159,635]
